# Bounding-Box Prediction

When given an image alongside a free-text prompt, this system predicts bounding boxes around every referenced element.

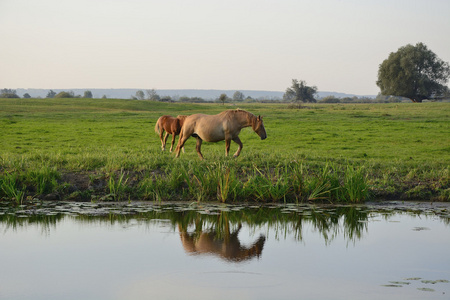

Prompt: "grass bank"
[0,98,448,203]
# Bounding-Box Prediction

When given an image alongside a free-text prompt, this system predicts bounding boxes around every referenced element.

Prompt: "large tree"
[376,42,450,102]
[283,79,317,103]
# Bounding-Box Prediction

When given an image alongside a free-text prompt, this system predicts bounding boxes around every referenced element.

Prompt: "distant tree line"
[0,87,411,104]
[319,94,407,103]
[44,90,94,98]
[0,89,97,99]
[4,43,449,105]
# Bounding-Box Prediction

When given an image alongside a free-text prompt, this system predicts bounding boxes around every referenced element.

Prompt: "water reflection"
[1,201,450,300]
[178,219,266,262]
[1,201,449,246]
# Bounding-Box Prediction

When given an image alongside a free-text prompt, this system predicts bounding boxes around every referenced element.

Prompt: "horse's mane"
[221,109,255,120]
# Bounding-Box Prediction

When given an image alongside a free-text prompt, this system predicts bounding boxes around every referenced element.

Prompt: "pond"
[1,201,449,300]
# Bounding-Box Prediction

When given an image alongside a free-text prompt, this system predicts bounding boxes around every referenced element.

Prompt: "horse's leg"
[159,129,166,151]
[225,138,231,157]
[170,133,176,152]
[232,136,243,157]
[175,130,189,158]
[162,132,170,151]
[195,137,204,160]
[171,133,184,153]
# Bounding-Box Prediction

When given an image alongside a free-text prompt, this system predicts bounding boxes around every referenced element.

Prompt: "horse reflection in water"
[178,220,266,262]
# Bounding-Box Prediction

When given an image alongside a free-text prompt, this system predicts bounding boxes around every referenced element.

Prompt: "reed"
[216,163,239,203]
[0,172,25,205]
[28,166,60,195]
[138,175,168,202]
[107,170,129,201]
[342,166,369,202]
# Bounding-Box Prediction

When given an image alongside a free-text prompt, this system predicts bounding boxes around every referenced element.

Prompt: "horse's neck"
[237,111,254,128]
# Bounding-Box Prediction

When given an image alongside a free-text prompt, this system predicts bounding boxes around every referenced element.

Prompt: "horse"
[178,223,266,262]
[175,109,267,159]
[155,115,188,152]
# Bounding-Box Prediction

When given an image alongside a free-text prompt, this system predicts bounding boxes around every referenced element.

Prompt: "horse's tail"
[155,118,161,135]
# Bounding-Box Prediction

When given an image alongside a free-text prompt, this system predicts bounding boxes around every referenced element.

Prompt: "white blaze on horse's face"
[254,115,267,140]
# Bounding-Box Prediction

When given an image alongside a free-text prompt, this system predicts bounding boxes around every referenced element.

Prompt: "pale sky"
[1,0,449,95]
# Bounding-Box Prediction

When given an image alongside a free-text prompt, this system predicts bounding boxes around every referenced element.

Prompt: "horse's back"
[182,113,227,142]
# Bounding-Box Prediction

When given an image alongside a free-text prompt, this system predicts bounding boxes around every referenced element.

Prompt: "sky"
[1,0,449,95]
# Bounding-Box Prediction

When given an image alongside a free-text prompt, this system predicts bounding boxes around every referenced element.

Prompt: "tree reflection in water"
[1,202,449,254]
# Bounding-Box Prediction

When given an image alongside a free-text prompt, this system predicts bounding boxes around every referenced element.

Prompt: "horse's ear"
[258,115,263,121]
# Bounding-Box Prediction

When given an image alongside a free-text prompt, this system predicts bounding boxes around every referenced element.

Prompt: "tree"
[146,89,160,101]
[54,91,73,98]
[0,89,19,98]
[46,90,56,98]
[283,79,317,103]
[377,42,450,102]
[23,93,31,98]
[232,91,244,102]
[135,90,145,100]
[84,90,93,98]
[219,93,228,105]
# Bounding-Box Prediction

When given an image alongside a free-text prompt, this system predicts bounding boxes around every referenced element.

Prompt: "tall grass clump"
[107,170,129,201]
[304,163,341,202]
[289,162,306,201]
[244,164,291,202]
[28,166,60,195]
[0,172,25,204]
[178,162,221,202]
[138,175,169,202]
[342,166,369,202]
[215,163,240,203]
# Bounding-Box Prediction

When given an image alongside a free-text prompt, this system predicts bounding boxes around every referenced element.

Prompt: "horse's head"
[176,115,188,127]
[252,115,267,140]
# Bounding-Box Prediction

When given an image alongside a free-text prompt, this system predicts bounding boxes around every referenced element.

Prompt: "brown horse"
[155,115,187,152]
[178,223,266,262]
[175,109,267,159]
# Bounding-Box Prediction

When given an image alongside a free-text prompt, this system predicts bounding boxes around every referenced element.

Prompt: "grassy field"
[0,98,449,203]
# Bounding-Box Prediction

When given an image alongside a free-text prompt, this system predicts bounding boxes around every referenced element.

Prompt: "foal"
[155,115,187,152]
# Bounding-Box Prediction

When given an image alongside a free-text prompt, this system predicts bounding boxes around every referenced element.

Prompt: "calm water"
[1,201,449,300]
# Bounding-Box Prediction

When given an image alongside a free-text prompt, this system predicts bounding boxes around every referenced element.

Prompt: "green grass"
[0,98,449,202]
